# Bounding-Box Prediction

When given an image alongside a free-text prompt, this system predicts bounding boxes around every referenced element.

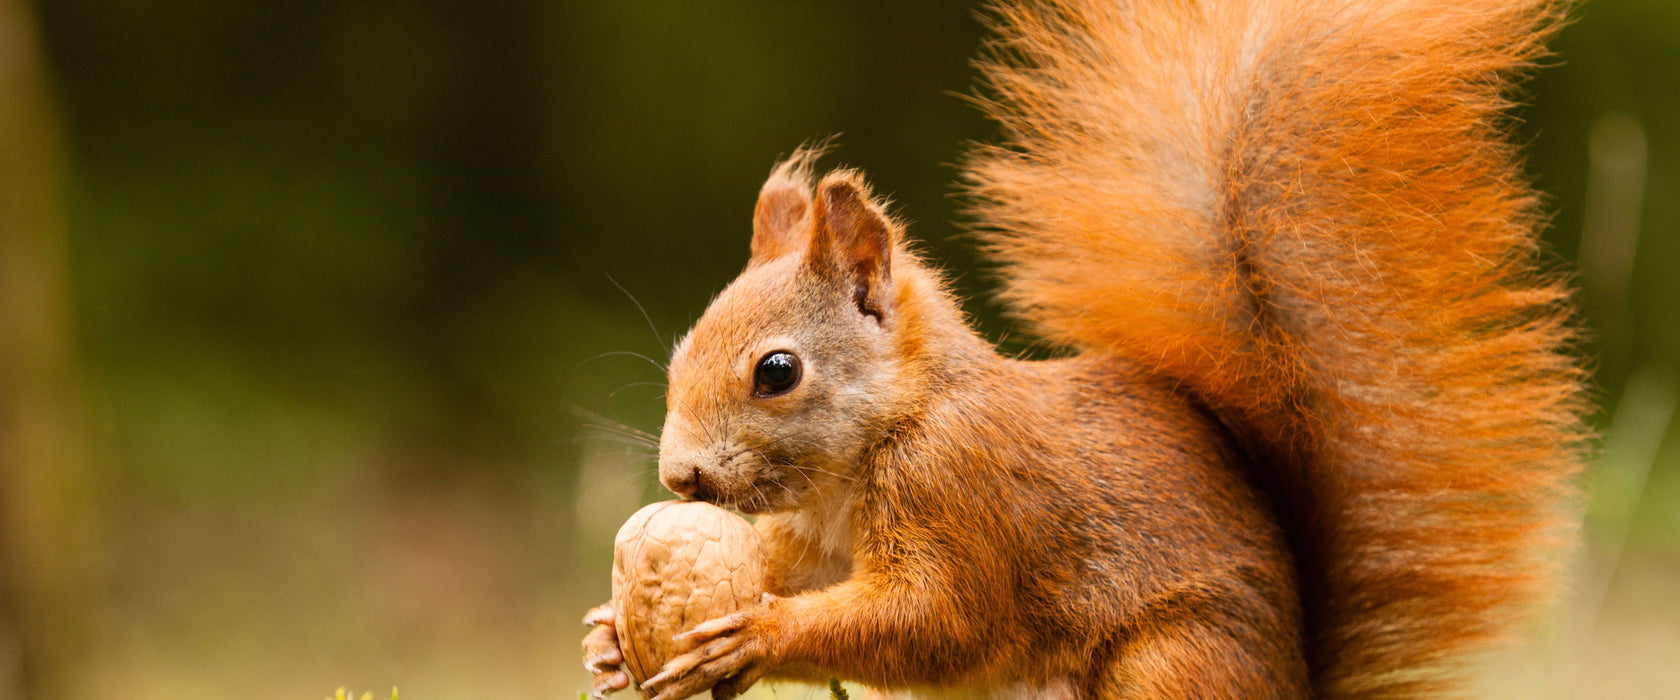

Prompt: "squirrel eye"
[753,351,801,397]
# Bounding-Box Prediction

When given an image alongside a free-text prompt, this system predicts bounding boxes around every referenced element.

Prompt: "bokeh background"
[0,0,1675,698]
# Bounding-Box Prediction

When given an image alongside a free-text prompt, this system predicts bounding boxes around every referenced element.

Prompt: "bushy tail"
[964,0,1589,696]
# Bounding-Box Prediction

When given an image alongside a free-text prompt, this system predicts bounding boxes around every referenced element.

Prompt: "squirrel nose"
[663,465,701,498]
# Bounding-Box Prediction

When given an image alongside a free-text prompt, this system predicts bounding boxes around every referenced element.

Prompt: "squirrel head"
[657,152,920,514]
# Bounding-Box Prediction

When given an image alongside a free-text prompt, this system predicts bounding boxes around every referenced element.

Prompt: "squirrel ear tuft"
[751,148,827,263]
[751,184,810,262]
[811,172,894,323]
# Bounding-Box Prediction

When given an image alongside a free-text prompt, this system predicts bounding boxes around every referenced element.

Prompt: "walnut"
[612,500,767,688]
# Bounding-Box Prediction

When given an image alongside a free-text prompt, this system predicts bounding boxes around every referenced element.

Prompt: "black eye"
[753,351,801,397]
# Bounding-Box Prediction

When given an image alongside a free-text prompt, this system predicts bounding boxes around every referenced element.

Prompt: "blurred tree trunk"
[0,0,98,697]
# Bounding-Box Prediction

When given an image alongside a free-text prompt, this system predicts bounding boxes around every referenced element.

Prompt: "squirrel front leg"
[768,571,1009,684]
[640,547,1010,700]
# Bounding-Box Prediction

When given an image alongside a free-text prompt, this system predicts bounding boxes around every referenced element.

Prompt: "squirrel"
[581,0,1589,698]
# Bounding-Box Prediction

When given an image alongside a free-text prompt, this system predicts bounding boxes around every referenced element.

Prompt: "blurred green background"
[0,0,1674,698]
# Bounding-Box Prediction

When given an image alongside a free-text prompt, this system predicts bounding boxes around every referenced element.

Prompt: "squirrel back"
[964,0,1589,696]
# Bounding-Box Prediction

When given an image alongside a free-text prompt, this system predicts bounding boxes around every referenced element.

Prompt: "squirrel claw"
[672,611,750,644]
[583,602,615,627]
[589,670,629,699]
[582,602,627,696]
[643,609,772,700]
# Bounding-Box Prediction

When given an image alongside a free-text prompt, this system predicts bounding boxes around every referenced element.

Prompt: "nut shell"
[611,500,766,687]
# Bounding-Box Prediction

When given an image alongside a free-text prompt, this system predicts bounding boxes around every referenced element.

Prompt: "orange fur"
[583,2,1589,699]
[965,0,1588,696]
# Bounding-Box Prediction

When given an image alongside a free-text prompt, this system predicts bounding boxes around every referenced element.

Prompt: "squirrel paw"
[581,602,630,697]
[640,607,776,700]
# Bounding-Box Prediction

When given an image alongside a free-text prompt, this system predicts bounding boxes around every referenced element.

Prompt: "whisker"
[568,405,660,439]
[781,455,823,496]
[570,431,659,450]
[605,272,670,358]
[769,478,800,511]
[663,404,709,448]
[790,533,811,574]
[579,424,659,446]
[725,427,816,462]
[569,408,665,460]
[581,350,668,373]
[575,420,660,447]
[608,381,669,399]
[789,463,856,482]
[670,393,724,447]
[742,443,831,520]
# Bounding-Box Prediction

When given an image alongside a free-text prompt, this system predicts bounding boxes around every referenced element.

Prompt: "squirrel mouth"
[691,478,782,516]
[733,491,772,515]
[693,451,795,515]
[690,480,767,515]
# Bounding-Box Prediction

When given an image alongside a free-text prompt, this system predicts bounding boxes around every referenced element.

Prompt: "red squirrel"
[581,0,1589,697]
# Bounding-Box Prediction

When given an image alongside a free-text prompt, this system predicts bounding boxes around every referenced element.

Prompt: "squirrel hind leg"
[1094,616,1310,700]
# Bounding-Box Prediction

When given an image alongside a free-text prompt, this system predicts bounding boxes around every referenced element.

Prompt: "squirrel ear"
[751,184,810,263]
[810,172,894,323]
